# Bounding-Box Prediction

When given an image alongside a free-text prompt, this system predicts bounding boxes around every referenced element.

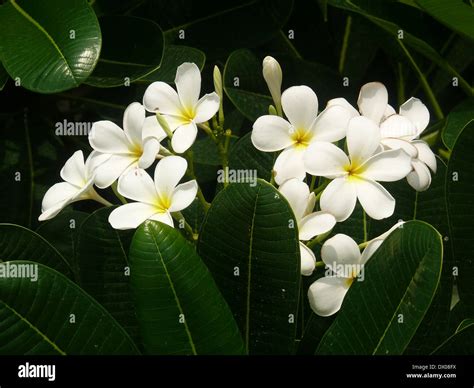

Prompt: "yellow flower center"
[344,162,366,181]
[155,194,171,212]
[291,128,312,149]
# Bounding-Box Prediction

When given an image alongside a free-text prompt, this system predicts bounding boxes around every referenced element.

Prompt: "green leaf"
[75,207,139,341]
[442,98,474,149]
[198,180,300,354]
[0,62,8,90]
[415,0,474,42]
[36,210,89,277]
[228,132,276,182]
[0,261,139,355]
[432,322,474,355]
[0,0,101,93]
[140,45,205,84]
[326,0,471,95]
[129,221,244,355]
[0,224,72,278]
[86,16,164,87]
[316,221,443,355]
[446,122,474,306]
[456,318,474,333]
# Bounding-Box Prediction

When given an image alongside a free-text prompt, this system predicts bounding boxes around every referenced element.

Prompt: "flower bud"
[262,56,282,114]
[213,65,223,100]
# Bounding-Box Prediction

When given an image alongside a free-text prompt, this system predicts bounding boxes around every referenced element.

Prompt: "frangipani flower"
[89,102,167,189]
[251,85,352,185]
[308,222,403,316]
[39,151,110,221]
[109,156,198,230]
[304,116,412,221]
[262,56,283,114]
[143,62,220,154]
[279,179,336,276]
[329,83,437,191]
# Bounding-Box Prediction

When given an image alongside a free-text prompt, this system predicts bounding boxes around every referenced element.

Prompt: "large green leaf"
[86,16,164,87]
[36,210,88,277]
[0,224,72,278]
[442,98,474,149]
[316,221,443,355]
[140,45,205,84]
[326,0,471,95]
[446,122,474,306]
[75,207,138,341]
[0,62,8,90]
[129,221,244,355]
[0,261,139,354]
[0,0,101,93]
[415,0,474,42]
[198,179,300,354]
[432,323,474,355]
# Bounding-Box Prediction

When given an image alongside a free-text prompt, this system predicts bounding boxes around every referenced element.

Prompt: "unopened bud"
[262,56,283,115]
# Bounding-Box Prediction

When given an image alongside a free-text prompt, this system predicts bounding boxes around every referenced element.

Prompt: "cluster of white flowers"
[39,56,437,319]
[253,56,437,316]
[39,63,214,228]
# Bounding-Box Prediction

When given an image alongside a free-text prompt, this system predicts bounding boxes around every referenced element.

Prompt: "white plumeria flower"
[89,102,167,189]
[329,83,437,191]
[143,62,220,154]
[39,151,110,221]
[279,179,336,276]
[304,116,412,221]
[308,222,404,316]
[262,56,283,114]
[251,85,352,185]
[109,156,198,230]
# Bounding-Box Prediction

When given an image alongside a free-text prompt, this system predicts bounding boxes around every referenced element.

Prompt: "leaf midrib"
[10,0,76,84]
[149,230,197,355]
[1,298,66,355]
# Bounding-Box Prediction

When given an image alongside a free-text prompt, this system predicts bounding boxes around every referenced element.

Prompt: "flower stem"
[172,211,198,242]
[221,129,232,188]
[309,175,317,191]
[306,230,332,249]
[111,182,127,205]
[362,209,368,243]
[198,122,220,145]
[185,151,210,212]
[315,261,326,269]
[90,188,114,207]
[312,178,329,195]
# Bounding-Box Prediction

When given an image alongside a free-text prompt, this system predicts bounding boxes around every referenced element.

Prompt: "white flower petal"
[281,85,318,129]
[383,104,396,119]
[138,138,161,169]
[311,105,351,142]
[273,147,306,185]
[142,115,167,142]
[357,82,388,124]
[326,97,360,118]
[412,140,437,173]
[94,155,136,189]
[380,114,417,140]
[40,182,78,215]
[278,178,311,221]
[300,243,316,276]
[89,121,131,154]
[123,102,145,146]
[304,142,349,178]
[320,177,357,222]
[380,138,418,158]
[407,159,432,191]
[308,276,351,317]
[321,233,361,272]
[305,192,316,217]
[347,116,381,165]
[143,81,183,115]
[117,168,157,204]
[299,211,336,241]
[356,179,395,220]
[109,202,158,230]
[361,239,383,265]
[170,180,198,212]
[175,62,201,110]
[154,155,188,198]
[171,121,198,154]
[359,148,412,182]
[194,92,220,123]
[60,150,86,186]
[251,115,293,152]
[85,151,111,178]
[149,211,174,227]
[400,97,430,137]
